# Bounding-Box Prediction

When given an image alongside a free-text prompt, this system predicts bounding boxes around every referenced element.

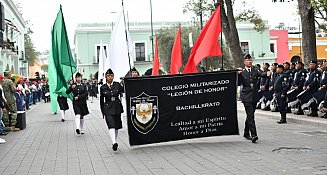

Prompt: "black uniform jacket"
[238,67,267,103]
[100,82,124,116]
[292,69,307,89]
[304,68,321,92]
[66,83,88,104]
[274,73,289,97]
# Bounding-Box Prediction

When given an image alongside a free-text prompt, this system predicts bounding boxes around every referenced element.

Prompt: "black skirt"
[73,102,89,116]
[57,96,69,110]
[105,114,122,130]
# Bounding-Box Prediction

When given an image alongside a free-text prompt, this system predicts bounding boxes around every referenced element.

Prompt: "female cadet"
[100,69,124,151]
[57,95,69,122]
[66,72,89,134]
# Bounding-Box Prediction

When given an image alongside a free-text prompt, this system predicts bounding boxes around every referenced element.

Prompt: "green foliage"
[157,25,199,72]
[24,27,38,66]
[157,24,232,72]
[41,64,48,72]
[235,2,266,32]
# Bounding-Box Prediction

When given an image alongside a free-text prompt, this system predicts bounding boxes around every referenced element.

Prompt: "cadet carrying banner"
[124,71,239,146]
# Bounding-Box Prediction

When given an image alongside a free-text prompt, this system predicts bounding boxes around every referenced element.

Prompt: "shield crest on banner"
[130,92,159,134]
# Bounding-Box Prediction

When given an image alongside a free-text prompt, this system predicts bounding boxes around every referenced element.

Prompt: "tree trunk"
[220,0,243,68]
[298,0,317,65]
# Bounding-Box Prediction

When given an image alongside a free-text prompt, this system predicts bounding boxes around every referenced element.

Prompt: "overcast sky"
[18,0,298,52]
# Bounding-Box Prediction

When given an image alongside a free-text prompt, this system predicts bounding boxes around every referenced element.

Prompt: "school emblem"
[130,92,159,134]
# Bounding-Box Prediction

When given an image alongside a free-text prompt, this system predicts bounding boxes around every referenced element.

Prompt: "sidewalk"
[237,101,327,128]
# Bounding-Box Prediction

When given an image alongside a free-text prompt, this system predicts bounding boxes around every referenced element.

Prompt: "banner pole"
[121,0,132,76]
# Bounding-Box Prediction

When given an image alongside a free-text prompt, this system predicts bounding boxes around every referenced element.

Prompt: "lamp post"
[150,0,154,61]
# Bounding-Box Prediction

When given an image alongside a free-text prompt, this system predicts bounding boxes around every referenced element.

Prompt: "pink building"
[270,30,289,64]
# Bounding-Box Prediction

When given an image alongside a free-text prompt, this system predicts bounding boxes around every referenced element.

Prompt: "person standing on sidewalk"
[66,72,89,135]
[1,71,19,132]
[0,74,8,138]
[274,65,289,124]
[57,95,69,122]
[238,54,270,143]
[100,69,124,151]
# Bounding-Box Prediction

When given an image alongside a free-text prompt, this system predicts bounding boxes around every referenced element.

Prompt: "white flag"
[98,41,107,83]
[106,10,134,81]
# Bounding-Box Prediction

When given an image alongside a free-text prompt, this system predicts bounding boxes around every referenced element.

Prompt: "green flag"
[48,5,76,114]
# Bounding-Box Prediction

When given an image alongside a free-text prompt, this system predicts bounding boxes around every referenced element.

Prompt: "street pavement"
[0,98,327,175]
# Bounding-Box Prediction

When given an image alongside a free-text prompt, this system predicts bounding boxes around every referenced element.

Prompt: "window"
[135,43,145,61]
[241,42,249,54]
[270,43,275,53]
[95,45,108,63]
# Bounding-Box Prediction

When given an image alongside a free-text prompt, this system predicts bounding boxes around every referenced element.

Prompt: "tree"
[25,27,38,66]
[41,64,48,72]
[157,25,199,72]
[311,0,327,29]
[184,0,248,68]
[235,2,266,32]
[273,0,317,65]
[156,25,233,72]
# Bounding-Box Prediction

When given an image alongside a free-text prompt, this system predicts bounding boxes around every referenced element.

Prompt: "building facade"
[270,30,289,64]
[74,21,276,78]
[0,0,26,76]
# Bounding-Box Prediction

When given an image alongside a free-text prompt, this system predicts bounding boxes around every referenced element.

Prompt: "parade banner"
[124,71,239,146]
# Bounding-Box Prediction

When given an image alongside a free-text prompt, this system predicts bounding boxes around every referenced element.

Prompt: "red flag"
[152,36,160,76]
[183,5,222,73]
[170,27,182,74]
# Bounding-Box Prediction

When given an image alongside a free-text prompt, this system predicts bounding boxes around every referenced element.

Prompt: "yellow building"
[289,37,327,63]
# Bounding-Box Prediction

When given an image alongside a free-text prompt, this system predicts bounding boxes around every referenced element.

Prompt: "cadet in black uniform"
[57,95,69,122]
[274,65,289,124]
[238,54,270,143]
[100,69,124,151]
[304,61,321,116]
[288,61,307,115]
[66,73,89,134]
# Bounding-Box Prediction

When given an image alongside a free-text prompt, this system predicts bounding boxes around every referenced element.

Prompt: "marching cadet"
[274,65,289,124]
[288,61,307,115]
[265,63,278,107]
[131,67,140,77]
[66,72,89,134]
[100,69,124,151]
[303,61,321,117]
[57,95,69,122]
[238,54,270,143]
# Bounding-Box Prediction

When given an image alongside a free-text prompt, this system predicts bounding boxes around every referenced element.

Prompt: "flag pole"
[219,3,224,70]
[121,0,132,76]
[60,5,75,82]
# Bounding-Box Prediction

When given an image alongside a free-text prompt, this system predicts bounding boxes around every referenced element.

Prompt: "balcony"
[2,39,18,56]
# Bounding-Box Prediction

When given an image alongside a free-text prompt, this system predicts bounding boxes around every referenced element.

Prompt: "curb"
[237,102,327,128]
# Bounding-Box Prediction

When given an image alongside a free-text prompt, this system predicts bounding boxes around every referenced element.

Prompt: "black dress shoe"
[251,136,258,143]
[76,129,80,134]
[321,114,327,118]
[61,119,65,122]
[295,111,304,115]
[307,113,318,117]
[0,131,8,135]
[112,143,118,151]
[243,135,251,140]
[277,120,287,124]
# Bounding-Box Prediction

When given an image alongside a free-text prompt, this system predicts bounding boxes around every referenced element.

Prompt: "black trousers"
[243,102,257,137]
[277,97,287,121]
